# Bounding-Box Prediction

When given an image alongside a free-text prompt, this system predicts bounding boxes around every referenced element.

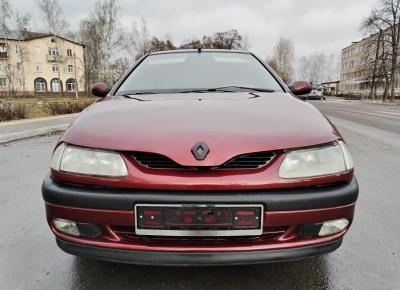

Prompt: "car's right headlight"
[50,143,128,178]
[279,141,354,179]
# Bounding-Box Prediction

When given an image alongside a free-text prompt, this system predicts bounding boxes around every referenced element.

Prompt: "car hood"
[62,92,340,166]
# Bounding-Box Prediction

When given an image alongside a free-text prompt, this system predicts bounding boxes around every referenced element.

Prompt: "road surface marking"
[376,111,400,116]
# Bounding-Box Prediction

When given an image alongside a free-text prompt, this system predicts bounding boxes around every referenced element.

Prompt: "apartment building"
[0,31,85,96]
[340,32,400,97]
[340,36,375,96]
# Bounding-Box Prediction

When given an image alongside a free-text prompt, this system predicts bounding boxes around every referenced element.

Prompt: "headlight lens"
[279,141,354,179]
[50,143,128,177]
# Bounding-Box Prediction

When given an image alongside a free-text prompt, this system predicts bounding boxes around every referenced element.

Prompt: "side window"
[52,64,59,72]
[36,64,43,72]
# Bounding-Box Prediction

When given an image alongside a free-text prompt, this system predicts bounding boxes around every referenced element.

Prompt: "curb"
[0,123,69,144]
[0,113,79,127]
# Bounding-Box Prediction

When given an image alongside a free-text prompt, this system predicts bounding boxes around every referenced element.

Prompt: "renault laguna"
[42,49,358,265]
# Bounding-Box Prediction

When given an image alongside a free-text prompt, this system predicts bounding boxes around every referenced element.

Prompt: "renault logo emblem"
[191,142,209,160]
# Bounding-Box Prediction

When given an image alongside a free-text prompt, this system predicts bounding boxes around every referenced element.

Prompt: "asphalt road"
[0,100,399,290]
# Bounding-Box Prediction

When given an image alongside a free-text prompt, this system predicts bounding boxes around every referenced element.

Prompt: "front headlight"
[279,141,354,179]
[50,143,128,178]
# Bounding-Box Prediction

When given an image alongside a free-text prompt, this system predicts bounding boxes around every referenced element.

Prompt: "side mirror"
[289,81,312,96]
[91,83,111,98]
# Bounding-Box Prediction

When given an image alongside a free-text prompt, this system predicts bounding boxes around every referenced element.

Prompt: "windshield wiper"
[177,88,232,93]
[214,86,275,93]
[178,86,275,93]
[119,92,156,101]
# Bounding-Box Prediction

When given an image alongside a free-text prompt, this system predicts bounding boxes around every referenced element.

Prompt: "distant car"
[304,93,326,100]
[42,50,358,266]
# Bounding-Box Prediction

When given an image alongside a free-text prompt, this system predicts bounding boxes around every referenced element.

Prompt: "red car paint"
[62,93,340,166]
[43,50,358,265]
[45,202,355,252]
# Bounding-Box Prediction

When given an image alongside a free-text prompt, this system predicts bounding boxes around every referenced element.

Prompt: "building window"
[16,45,24,53]
[67,49,73,57]
[0,61,4,71]
[48,47,59,56]
[0,44,7,53]
[51,78,62,92]
[0,78,6,87]
[67,65,74,73]
[34,78,47,92]
[66,78,76,91]
[17,63,22,71]
[52,64,59,72]
[36,64,43,72]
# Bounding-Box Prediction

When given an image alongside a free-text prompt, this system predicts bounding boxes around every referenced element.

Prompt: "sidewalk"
[0,114,78,143]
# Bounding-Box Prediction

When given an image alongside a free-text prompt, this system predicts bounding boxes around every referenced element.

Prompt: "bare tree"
[325,53,340,82]
[126,18,151,61]
[79,0,124,88]
[37,0,68,36]
[298,52,338,86]
[362,0,400,101]
[266,37,295,84]
[241,34,251,51]
[0,0,12,37]
[179,30,245,50]
[37,0,69,96]
[79,18,100,92]
[179,39,202,49]
[200,30,243,49]
[94,0,124,66]
[14,12,31,93]
[0,0,13,94]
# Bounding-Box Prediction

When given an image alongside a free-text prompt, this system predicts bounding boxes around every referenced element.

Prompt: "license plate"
[134,204,264,236]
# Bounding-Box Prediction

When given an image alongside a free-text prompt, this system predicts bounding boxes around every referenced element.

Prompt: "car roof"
[149,49,251,55]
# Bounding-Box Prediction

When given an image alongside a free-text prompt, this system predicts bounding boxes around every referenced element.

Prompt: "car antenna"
[197,47,202,53]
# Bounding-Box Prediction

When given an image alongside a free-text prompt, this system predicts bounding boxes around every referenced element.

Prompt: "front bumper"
[42,175,358,265]
[42,174,358,211]
[57,237,343,266]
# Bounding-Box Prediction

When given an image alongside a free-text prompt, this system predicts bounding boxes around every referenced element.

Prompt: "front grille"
[131,151,276,170]
[221,151,276,169]
[132,152,185,169]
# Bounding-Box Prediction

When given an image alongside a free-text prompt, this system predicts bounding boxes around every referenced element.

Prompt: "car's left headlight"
[50,143,128,178]
[279,141,354,179]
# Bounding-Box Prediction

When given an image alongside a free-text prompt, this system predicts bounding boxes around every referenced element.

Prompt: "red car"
[42,50,358,266]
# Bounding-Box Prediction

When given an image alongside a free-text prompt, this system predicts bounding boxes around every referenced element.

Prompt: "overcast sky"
[11,0,377,61]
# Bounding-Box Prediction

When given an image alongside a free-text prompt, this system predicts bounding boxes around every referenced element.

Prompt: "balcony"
[47,54,64,62]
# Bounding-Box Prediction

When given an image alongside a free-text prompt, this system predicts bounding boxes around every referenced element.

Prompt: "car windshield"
[116,51,284,95]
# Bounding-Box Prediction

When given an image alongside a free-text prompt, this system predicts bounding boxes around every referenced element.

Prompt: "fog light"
[53,218,80,236]
[319,219,349,236]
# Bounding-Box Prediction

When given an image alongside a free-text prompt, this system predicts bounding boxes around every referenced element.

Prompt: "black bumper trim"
[42,174,358,211]
[57,238,342,266]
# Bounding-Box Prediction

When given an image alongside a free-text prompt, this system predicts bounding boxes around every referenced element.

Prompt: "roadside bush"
[47,100,95,115]
[0,103,28,121]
